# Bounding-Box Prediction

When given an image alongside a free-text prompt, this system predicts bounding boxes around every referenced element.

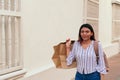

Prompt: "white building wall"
[99,0,119,57]
[21,0,119,79]
[21,0,84,77]
[99,0,112,45]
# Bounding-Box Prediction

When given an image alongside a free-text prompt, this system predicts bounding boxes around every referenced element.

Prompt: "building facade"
[0,0,120,80]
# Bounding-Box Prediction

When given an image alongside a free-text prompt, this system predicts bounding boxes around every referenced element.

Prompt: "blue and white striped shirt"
[66,41,107,74]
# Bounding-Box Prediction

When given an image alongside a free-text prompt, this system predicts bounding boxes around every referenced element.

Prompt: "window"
[112,2,120,41]
[83,0,99,40]
[0,0,22,75]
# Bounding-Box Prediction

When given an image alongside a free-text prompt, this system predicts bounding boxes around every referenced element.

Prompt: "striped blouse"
[66,40,107,74]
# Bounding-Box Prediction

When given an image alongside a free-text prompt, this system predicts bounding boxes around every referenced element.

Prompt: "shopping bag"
[52,41,76,69]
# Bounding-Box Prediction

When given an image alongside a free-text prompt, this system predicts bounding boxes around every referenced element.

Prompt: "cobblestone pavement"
[105,53,120,80]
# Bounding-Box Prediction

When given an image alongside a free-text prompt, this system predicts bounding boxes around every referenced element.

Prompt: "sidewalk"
[105,53,120,80]
[24,53,120,80]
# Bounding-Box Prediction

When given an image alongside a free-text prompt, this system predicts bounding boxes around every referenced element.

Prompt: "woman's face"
[80,27,93,41]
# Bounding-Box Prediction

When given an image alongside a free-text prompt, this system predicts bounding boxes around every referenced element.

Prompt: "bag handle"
[94,41,99,64]
[94,41,109,69]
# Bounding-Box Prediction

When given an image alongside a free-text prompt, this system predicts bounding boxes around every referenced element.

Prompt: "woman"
[66,23,107,80]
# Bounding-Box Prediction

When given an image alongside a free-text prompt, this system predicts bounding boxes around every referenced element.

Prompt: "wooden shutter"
[84,0,99,40]
[112,3,120,40]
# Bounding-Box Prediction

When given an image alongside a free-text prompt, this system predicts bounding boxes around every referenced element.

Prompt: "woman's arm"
[98,42,107,74]
[66,39,76,65]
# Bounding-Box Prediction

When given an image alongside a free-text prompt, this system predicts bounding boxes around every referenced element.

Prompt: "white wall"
[99,0,120,62]
[21,0,84,77]
[99,0,112,46]
[21,0,119,78]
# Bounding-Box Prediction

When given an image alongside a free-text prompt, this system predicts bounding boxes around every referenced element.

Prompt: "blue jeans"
[75,71,100,80]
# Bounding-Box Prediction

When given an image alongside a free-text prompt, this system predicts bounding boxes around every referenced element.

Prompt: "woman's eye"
[81,31,84,33]
[86,31,89,33]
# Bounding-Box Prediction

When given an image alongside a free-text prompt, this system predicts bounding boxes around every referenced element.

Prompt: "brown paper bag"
[52,41,76,69]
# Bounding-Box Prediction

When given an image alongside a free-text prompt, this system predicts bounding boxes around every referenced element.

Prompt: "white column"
[0,0,2,9]
[0,16,2,70]
[10,0,14,11]
[2,16,6,69]
[15,17,21,66]
[7,16,12,68]
[14,0,20,12]
[4,0,8,10]
[14,0,17,11]
[1,0,4,10]
[8,0,11,11]
[4,16,9,68]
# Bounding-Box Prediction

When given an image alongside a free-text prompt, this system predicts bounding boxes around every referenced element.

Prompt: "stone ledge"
[0,69,26,80]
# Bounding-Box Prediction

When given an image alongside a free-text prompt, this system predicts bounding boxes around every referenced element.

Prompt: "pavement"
[105,53,120,80]
[24,53,120,80]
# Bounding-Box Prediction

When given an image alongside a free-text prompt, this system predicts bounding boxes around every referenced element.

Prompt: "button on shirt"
[66,41,107,74]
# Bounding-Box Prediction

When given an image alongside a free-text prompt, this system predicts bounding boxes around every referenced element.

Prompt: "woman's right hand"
[65,38,71,56]
[66,38,71,48]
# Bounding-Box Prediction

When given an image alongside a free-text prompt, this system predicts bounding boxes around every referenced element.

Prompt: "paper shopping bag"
[52,41,76,69]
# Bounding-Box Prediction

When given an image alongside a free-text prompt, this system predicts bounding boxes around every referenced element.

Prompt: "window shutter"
[0,0,23,75]
[83,0,99,40]
[112,3,120,40]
